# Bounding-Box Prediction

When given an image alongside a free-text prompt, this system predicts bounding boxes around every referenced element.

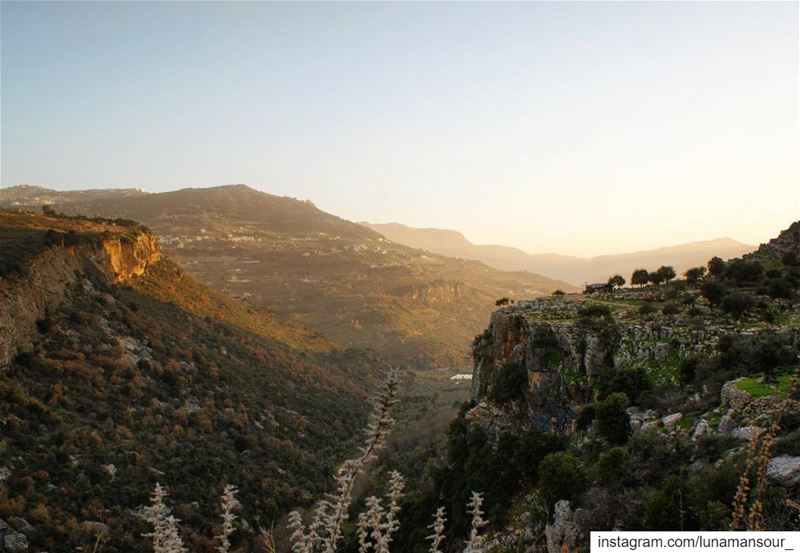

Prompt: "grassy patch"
[735,375,792,398]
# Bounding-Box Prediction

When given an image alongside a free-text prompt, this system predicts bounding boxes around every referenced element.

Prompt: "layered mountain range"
[364,222,754,286]
[1,185,575,369]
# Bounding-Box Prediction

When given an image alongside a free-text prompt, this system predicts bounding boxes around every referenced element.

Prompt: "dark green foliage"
[684,266,706,285]
[608,275,625,288]
[538,452,587,507]
[595,447,629,487]
[645,476,692,530]
[434,413,564,538]
[707,256,725,276]
[750,333,796,382]
[662,303,680,316]
[575,404,596,432]
[631,269,649,287]
[638,304,655,316]
[0,273,375,552]
[720,292,755,318]
[679,356,699,384]
[648,271,665,286]
[656,265,676,284]
[489,363,527,403]
[579,304,612,320]
[597,367,652,404]
[595,392,630,445]
[768,278,794,300]
[724,259,763,285]
[687,331,797,393]
[700,281,726,307]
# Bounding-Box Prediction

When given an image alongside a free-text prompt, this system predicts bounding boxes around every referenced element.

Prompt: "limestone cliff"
[469,298,737,434]
[0,229,161,367]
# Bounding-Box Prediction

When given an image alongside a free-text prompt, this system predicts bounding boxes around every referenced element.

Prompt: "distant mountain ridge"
[0,184,146,204]
[1,184,576,369]
[364,222,755,285]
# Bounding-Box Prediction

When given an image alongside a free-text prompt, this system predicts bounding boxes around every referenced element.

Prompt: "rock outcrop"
[0,230,161,368]
[545,501,583,553]
[766,455,800,488]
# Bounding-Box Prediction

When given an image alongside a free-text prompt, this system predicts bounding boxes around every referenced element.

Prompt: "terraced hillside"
[1,185,576,369]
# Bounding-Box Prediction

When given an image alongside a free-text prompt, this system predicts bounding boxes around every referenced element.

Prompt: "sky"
[1,1,798,257]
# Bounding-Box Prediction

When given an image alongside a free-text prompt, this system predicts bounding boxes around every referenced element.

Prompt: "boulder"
[718,412,736,434]
[766,455,800,488]
[661,413,683,429]
[9,519,33,537]
[692,419,710,441]
[4,532,28,552]
[730,426,762,441]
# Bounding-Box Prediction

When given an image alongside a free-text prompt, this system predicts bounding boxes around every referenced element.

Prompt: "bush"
[575,404,596,432]
[662,303,680,316]
[597,367,652,404]
[538,452,587,507]
[595,447,629,487]
[684,267,706,285]
[489,363,527,403]
[707,256,725,276]
[644,476,693,530]
[638,304,655,316]
[700,282,726,307]
[579,304,612,319]
[720,292,755,318]
[724,259,763,285]
[679,357,699,384]
[768,278,794,300]
[595,392,630,445]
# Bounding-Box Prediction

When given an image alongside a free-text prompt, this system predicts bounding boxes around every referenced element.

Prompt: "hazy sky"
[1,1,797,256]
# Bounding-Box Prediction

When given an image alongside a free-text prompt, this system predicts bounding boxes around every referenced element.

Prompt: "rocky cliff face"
[746,221,800,261]
[469,298,733,435]
[0,231,161,367]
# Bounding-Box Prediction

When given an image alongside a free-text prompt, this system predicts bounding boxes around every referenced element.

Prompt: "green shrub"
[700,282,726,307]
[575,404,596,432]
[645,476,693,530]
[597,367,652,404]
[638,304,655,316]
[595,392,630,445]
[579,304,612,319]
[595,446,629,487]
[489,363,527,403]
[768,278,794,300]
[662,303,680,316]
[724,259,763,285]
[538,451,587,507]
[720,292,755,318]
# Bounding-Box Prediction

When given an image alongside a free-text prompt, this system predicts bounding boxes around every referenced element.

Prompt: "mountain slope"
[0,184,146,205]
[4,185,576,369]
[364,222,754,285]
[745,221,800,262]
[0,209,375,552]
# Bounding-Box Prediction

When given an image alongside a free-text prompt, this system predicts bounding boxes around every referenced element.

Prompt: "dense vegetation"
[0,228,379,552]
